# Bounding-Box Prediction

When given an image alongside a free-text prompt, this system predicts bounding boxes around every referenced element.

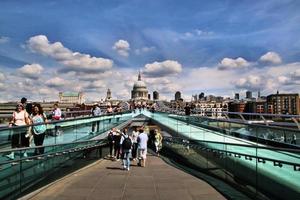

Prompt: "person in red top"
[52,103,62,136]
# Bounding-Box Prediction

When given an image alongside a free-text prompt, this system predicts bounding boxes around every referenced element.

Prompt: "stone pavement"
[26,155,226,200]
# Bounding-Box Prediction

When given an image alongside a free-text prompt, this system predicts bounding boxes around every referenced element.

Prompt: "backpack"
[122,136,132,150]
[108,132,114,142]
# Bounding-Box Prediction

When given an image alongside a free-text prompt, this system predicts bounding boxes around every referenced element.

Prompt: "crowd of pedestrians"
[107,126,163,170]
[5,99,161,161]
[6,98,62,159]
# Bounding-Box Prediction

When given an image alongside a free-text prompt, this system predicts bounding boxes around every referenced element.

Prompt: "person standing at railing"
[106,105,113,123]
[106,105,113,114]
[30,103,47,155]
[91,103,101,134]
[21,97,33,116]
[291,134,297,144]
[52,103,62,136]
[7,104,31,159]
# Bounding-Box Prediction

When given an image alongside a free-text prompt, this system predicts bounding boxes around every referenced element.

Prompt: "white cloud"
[45,77,68,88]
[233,75,265,91]
[0,83,5,90]
[218,57,250,70]
[0,72,5,81]
[112,39,130,57]
[180,29,214,40]
[17,63,44,79]
[38,88,56,95]
[0,36,10,44]
[143,60,182,77]
[291,69,300,80]
[87,80,106,89]
[27,35,113,73]
[277,76,291,84]
[195,29,214,36]
[135,46,155,55]
[259,51,282,64]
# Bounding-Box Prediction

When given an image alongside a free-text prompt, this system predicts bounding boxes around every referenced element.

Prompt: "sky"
[0,0,300,102]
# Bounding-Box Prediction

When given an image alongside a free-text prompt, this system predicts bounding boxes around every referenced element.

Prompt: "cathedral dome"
[133,80,147,88]
[131,72,149,100]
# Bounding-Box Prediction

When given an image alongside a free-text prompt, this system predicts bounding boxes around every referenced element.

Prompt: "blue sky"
[0,0,299,101]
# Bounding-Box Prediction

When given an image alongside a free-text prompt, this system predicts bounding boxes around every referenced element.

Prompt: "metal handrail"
[164,136,300,153]
[156,110,300,133]
[0,138,107,165]
[0,110,131,131]
[164,137,300,168]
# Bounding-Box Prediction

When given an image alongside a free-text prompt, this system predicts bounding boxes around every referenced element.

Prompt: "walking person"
[107,128,116,158]
[137,127,148,167]
[7,104,31,159]
[120,128,132,171]
[113,130,122,160]
[154,129,163,156]
[131,127,139,160]
[91,103,101,134]
[30,103,48,155]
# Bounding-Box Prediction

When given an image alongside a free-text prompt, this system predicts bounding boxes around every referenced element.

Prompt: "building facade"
[175,91,181,101]
[234,93,240,100]
[267,93,300,115]
[59,92,84,104]
[106,89,112,100]
[153,91,159,100]
[246,91,252,99]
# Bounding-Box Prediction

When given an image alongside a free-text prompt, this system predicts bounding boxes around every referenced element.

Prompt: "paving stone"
[27,156,227,200]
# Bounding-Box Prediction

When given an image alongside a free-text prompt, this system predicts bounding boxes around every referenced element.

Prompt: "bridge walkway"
[23,155,226,200]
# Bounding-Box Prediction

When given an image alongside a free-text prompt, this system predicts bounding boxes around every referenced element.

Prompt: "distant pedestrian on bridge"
[52,103,62,136]
[154,129,163,156]
[91,103,101,134]
[131,127,139,160]
[120,128,132,171]
[107,128,116,158]
[114,130,122,160]
[137,127,148,167]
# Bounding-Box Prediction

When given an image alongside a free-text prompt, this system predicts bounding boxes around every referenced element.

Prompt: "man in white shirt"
[137,127,148,167]
[91,104,101,133]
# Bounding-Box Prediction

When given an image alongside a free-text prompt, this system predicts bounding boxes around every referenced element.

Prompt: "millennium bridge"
[0,108,299,200]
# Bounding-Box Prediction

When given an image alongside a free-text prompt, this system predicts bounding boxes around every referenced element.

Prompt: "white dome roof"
[133,80,147,88]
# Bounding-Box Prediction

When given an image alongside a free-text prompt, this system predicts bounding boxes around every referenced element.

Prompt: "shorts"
[138,148,147,159]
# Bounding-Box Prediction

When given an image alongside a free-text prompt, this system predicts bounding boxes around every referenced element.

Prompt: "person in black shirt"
[21,97,33,115]
[113,130,122,160]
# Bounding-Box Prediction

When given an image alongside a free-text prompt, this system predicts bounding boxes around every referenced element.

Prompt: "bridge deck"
[24,155,226,200]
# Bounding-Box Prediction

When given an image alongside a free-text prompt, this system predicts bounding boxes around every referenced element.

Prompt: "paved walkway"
[26,155,226,200]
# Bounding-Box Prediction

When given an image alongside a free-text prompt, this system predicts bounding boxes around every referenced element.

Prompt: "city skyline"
[0,0,300,102]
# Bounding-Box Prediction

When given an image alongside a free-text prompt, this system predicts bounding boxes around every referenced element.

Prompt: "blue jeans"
[122,150,131,169]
